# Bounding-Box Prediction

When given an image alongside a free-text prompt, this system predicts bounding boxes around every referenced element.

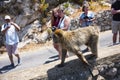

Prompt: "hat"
[5,15,11,20]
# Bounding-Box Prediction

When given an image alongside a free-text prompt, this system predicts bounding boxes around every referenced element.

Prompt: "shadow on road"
[47,54,98,80]
[49,55,59,59]
[44,55,59,64]
[0,64,19,74]
[108,43,119,47]
[44,47,90,64]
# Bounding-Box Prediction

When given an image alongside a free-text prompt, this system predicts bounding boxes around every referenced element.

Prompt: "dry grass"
[19,41,53,53]
[89,2,110,12]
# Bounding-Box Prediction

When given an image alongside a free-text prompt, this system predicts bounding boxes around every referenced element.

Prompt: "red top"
[52,16,61,27]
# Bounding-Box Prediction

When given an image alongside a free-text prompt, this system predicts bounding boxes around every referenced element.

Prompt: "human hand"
[84,19,89,22]
[7,23,11,28]
[111,9,117,14]
[52,26,57,32]
[10,22,15,25]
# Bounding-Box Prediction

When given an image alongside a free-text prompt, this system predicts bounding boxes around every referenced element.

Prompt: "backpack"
[0,24,7,46]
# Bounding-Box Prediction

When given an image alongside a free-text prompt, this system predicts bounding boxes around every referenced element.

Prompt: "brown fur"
[54,26,99,66]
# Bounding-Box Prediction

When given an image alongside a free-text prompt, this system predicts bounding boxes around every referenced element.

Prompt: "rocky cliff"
[0,0,111,49]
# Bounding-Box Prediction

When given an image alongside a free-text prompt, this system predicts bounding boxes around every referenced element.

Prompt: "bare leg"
[15,54,20,64]
[119,32,120,43]
[8,54,14,64]
[113,33,117,44]
[54,43,62,59]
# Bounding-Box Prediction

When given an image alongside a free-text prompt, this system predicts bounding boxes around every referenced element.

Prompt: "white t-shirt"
[1,22,19,45]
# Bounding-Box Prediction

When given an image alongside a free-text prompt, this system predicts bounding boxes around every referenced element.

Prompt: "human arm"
[79,13,85,24]
[83,11,95,22]
[1,24,10,34]
[111,3,120,15]
[61,17,71,31]
[89,11,95,22]
[111,8,120,14]
[11,22,20,31]
[79,13,90,24]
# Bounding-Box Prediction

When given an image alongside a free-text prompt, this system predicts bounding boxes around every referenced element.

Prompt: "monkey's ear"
[54,29,63,38]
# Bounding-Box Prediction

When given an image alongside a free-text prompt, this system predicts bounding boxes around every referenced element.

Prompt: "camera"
[84,16,93,20]
[52,26,57,32]
[83,16,89,19]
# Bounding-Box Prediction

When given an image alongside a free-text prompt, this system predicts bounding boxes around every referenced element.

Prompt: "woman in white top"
[56,7,71,60]
[57,7,71,31]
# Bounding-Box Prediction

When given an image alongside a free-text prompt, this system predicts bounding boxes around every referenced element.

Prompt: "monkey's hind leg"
[89,36,99,58]
[76,50,95,77]
[57,49,67,67]
[76,50,90,66]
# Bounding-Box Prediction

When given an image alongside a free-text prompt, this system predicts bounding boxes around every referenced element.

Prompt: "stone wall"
[94,10,112,31]
[70,10,112,32]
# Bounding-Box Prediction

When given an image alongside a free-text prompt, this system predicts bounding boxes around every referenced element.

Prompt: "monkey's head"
[54,29,64,38]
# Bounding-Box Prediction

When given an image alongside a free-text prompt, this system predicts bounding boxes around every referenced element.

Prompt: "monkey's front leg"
[57,49,67,67]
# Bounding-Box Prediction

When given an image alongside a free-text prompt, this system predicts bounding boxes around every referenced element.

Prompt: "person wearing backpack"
[1,15,21,67]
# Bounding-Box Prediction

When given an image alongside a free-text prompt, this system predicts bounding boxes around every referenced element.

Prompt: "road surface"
[0,30,118,74]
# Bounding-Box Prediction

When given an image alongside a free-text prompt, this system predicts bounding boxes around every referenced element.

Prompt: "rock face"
[0,1,112,48]
[94,10,112,31]
[0,1,80,48]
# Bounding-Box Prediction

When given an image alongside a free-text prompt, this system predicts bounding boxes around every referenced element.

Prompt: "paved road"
[0,30,116,74]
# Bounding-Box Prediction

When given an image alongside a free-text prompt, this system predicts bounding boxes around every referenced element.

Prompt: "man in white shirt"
[1,15,20,67]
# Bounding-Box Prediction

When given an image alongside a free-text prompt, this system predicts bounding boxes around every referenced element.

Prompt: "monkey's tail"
[85,63,100,80]
[84,63,94,78]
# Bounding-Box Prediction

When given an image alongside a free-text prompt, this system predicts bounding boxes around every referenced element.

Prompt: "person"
[79,5,95,52]
[57,7,71,30]
[57,7,71,59]
[1,15,21,67]
[79,5,95,27]
[111,0,120,45]
[51,8,62,59]
[51,8,61,31]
